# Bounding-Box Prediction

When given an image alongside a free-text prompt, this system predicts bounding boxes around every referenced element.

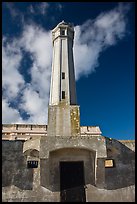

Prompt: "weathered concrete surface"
[2,141,33,190]
[2,184,135,202]
[86,184,135,202]
[39,135,107,158]
[2,186,60,202]
[105,137,135,190]
[23,138,41,153]
[119,140,135,151]
[47,104,80,137]
[41,148,97,191]
[2,137,135,202]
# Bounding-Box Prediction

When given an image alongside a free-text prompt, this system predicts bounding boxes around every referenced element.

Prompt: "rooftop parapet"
[81,126,102,135]
[2,124,101,135]
[2,124,48,132]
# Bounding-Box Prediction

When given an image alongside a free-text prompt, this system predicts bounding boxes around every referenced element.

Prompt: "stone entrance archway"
[46,147,96,193]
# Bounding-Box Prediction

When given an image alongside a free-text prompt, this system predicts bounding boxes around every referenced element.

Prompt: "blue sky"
[2,2,135,140]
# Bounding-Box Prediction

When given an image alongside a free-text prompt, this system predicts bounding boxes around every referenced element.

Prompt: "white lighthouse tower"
[47,21,80,137]
[49,20,77,105]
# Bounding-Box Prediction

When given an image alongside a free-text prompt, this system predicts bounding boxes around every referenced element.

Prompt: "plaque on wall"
[105,159,114,167]
[27,161,38,168]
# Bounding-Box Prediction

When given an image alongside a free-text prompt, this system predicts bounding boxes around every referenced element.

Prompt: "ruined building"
[2,21,135,202]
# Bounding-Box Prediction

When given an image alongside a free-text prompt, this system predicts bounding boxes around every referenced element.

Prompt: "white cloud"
[39,2,49,15]
[19,24,52,124]
[20,24,52,70]
[2,23,52,124]
[28,2,49,16]
[2,37,25,99]
[19,24,52,123]
[5,2,25,24]
[74,3,130,80]
[2,99,24,124]
[2,3,131,124]
[19,85,48,124]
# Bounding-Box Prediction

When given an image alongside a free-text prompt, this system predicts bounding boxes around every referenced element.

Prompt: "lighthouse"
[47,21,80,137]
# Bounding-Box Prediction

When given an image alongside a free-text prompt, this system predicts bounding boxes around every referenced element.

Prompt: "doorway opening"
[60,161,86,202]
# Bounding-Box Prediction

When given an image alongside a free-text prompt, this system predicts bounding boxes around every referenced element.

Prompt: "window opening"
[62,91,65,99]
[61,30,65,35]
[62,72,65,79]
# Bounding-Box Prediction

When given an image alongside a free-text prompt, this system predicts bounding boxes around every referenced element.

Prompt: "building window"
[62,72,65,79]
[61,30,65,35]
[62,91,65,99]
[27,161,38,168]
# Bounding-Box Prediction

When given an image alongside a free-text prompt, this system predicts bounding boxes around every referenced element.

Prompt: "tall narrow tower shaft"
[47,21,80,137]
[49,21,77,105]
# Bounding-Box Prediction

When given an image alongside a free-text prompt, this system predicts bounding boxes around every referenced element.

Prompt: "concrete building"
[2,21,135,202]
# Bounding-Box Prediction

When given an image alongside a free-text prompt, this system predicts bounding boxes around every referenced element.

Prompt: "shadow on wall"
[104,137,135,190]
[2,141,33,190]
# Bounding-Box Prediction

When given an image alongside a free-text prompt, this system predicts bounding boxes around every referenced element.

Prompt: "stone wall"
[104,138,135,190]
[2,141,33,190]
[86,184,135,202]
[2,137,135,202]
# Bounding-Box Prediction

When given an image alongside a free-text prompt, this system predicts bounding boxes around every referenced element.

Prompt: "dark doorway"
[60,161,86,202]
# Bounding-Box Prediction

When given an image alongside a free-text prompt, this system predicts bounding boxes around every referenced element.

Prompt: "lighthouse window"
[61,30,65,35]
[62,72,65,79]
[62,91,65,99]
